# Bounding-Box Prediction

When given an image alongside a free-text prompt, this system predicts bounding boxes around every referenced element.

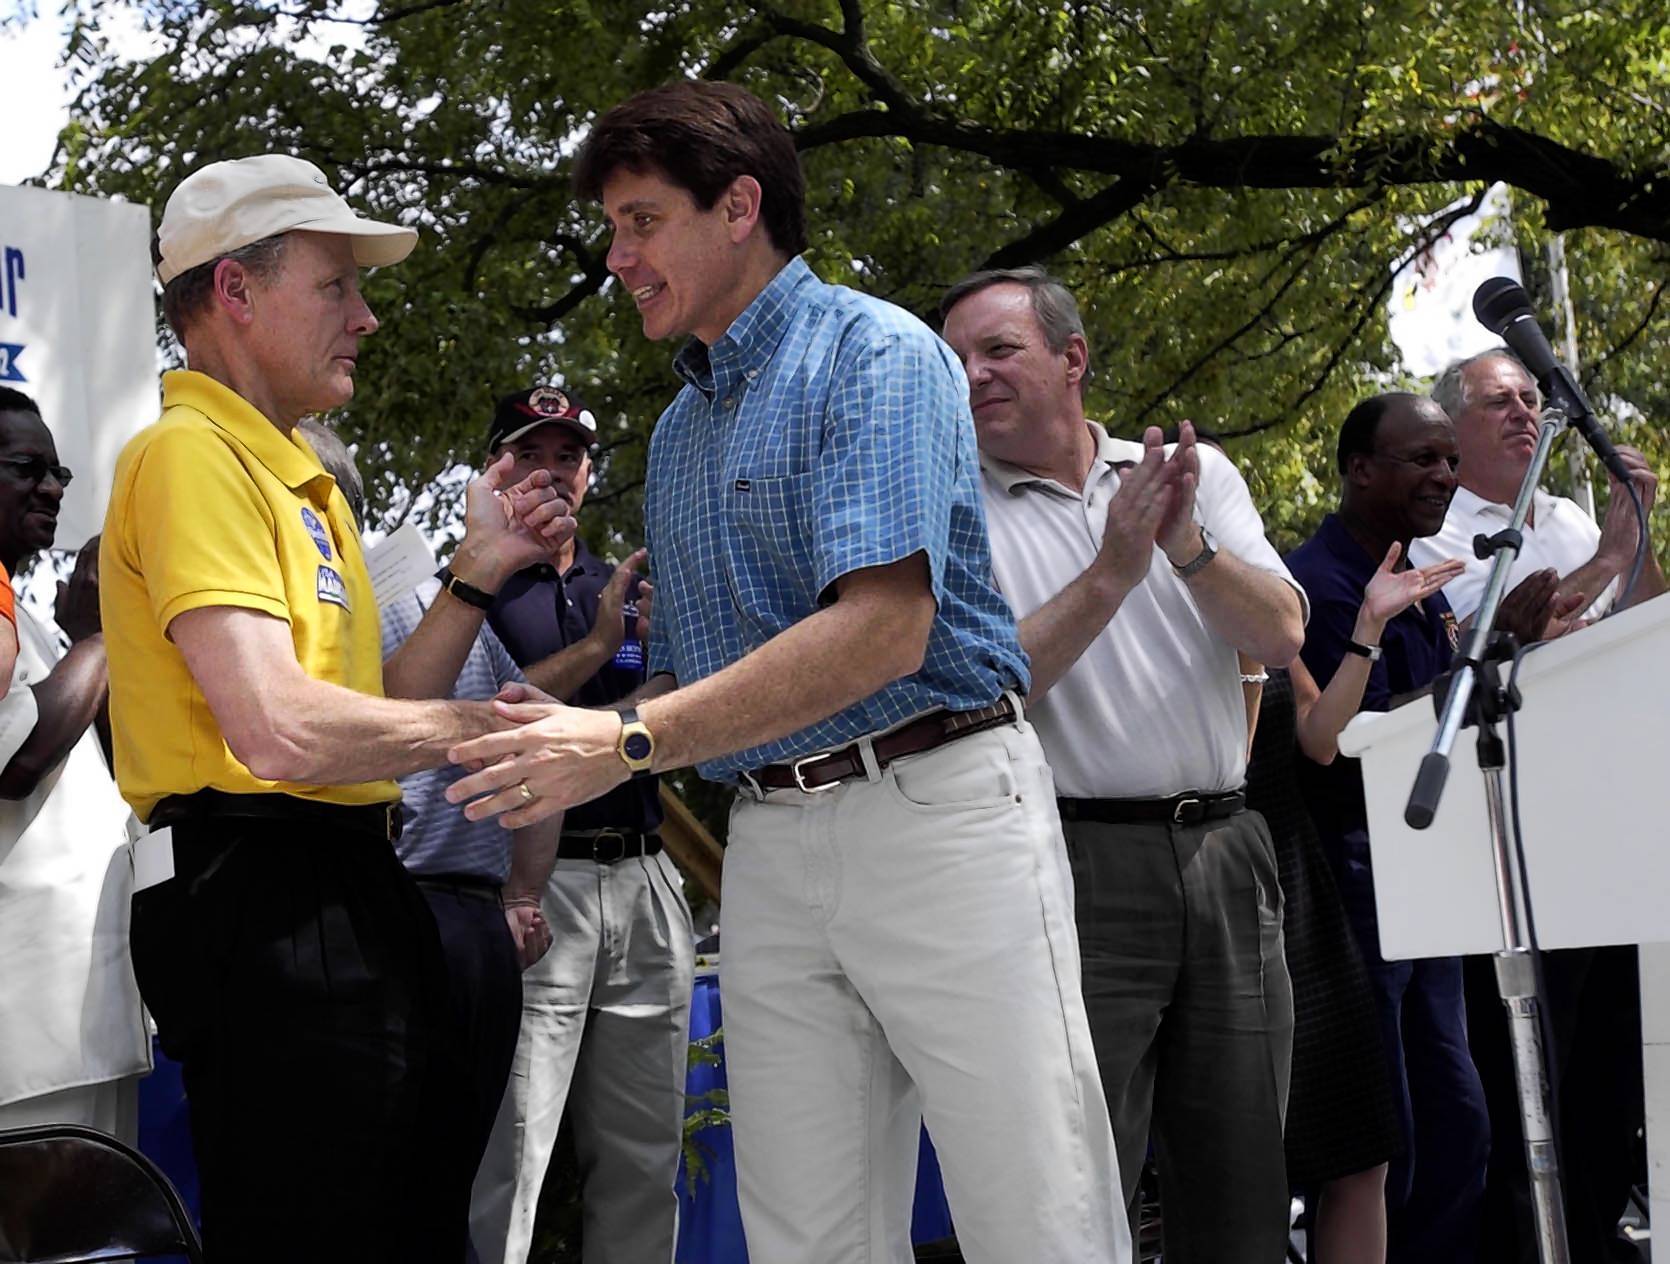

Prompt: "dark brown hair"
[574,81,808,257]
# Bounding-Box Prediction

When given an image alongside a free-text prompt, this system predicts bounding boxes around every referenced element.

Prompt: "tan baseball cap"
[155,154,418,285]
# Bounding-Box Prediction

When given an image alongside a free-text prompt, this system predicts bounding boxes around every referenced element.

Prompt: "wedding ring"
[516,781,536,804]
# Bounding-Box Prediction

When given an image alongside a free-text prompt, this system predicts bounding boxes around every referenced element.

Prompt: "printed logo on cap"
[525,387,574,419]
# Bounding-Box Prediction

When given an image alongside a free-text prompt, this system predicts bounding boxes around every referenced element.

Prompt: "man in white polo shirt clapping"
[941,266,1307,1264]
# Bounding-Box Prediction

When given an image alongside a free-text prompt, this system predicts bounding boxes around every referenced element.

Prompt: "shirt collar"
[565,538,607,580]
[1450,484,1500,521]
[672,256,819,393]
[515,537,605,585]
[980,421,1130,495]
[163,369,333,495]
[1450,482,1558,524]
[1313,512,1382,585]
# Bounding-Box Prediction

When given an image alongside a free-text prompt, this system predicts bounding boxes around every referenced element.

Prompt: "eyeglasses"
[0,456,73,487]
[1371,451,1459,475]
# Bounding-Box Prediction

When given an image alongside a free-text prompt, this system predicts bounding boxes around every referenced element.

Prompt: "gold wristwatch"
[616,707,655,776]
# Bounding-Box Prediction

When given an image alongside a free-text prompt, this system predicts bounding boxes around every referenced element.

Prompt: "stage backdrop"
[0,183,158,551]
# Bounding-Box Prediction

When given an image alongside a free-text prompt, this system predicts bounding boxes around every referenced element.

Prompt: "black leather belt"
[744,695,1021,795]
[412,874,502,905]
[150,788,403,843]
[557,830,662,864]
[1057,790,1246,827]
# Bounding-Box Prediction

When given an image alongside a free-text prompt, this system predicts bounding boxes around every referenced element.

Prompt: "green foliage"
[43,0,1670,558]
[680,1027,730,1189]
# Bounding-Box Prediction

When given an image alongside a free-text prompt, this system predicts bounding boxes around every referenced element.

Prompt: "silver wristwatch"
[1172,527,1218,580]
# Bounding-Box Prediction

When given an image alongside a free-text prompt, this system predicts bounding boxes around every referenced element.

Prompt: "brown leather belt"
[743,695,1021,795]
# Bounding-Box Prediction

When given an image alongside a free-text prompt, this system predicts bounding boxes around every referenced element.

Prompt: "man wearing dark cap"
[467,386,694,1264]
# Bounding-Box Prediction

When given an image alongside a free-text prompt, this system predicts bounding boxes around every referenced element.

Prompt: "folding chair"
[0,1123,204,1263]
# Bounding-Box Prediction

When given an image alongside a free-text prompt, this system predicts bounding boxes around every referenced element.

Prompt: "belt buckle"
[791,753,840,795]
[1171,796,1203,825]
[591,830,628,864]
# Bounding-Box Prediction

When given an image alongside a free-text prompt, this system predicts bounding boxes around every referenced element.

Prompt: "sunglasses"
[0,456,73,487]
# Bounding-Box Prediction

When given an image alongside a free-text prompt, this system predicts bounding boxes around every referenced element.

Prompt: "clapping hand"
[1095,426,1187,592]
[1154,421,1203,567]
[1595,444,1658,572]
[593,549,649,654]
[56,535,102,644]
[1361,543,1465,629]
[457,453,577,583]
[1494,568,1587,644]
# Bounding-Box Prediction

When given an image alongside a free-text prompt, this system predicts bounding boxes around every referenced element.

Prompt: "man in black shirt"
[469,387,695,1264]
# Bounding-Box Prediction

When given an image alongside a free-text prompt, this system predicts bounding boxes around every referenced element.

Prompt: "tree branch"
[508,234,612,323]
[1582,279,1668,386]
[1132,191,1384,422]
[981,175,1160,269]
[754,4,919,115]
[1214,189,1489,438]
[792,110,1670,243]
[268,0,470,28]
[703,20,778,80]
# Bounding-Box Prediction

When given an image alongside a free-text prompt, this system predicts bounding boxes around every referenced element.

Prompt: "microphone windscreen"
[1472,277,1533,335]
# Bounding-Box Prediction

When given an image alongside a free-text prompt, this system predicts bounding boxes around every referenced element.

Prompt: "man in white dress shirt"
[1416,348,1662,1264]
[1411,348,1663,619]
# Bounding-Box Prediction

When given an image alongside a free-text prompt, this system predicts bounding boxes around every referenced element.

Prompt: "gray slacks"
[469,851,694,1264]
[1062,806,1294,1264]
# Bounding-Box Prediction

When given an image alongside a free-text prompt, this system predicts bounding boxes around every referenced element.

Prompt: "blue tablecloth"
[673,969,954,1263]
[138,971,955,1259]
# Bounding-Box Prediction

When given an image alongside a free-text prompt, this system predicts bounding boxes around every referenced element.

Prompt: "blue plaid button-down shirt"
[643,256,1030,783]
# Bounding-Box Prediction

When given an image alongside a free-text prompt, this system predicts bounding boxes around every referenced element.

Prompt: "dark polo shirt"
[488,540,662,835]
[1286,513,1460,850]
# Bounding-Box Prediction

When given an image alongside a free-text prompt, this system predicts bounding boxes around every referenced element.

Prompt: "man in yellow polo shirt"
[102,155,572,1263]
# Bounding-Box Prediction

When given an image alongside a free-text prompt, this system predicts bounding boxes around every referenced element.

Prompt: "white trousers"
[0,1074,141,1143]
[470,850,695,1264]
[722,717,1131,1264]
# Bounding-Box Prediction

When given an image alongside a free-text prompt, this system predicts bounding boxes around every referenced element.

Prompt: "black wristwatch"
[1344,639,1383,662]
[438,566,495,611]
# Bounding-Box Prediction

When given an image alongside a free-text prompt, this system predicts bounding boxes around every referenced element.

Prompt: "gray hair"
[297,419,365,528]
[158,233,290,340]
[939,266,1091,374]
[1431,349,1539,421]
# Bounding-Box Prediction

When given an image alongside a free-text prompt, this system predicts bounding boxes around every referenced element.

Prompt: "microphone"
[1471,278,1633,485]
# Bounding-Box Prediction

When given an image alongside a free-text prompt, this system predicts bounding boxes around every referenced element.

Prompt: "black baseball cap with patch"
[487,386,599,451]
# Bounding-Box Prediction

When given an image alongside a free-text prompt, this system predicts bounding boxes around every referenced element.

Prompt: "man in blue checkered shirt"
[448,81,1129,1264]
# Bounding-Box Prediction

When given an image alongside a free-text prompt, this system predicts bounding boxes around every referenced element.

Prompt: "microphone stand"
[1406,404,1571,1264]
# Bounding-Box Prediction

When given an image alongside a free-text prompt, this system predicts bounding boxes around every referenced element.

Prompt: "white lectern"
[1340,591,1670,1233]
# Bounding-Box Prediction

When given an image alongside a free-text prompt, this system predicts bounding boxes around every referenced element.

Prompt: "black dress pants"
[414,878,524,1255]
[131,815,458,1262]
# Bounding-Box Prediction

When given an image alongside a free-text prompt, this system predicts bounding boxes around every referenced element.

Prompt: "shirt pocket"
[724,470,819,635]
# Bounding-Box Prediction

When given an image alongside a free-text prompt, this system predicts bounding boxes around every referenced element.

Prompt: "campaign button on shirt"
[301,506,333,560]
[317,564,350,611]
